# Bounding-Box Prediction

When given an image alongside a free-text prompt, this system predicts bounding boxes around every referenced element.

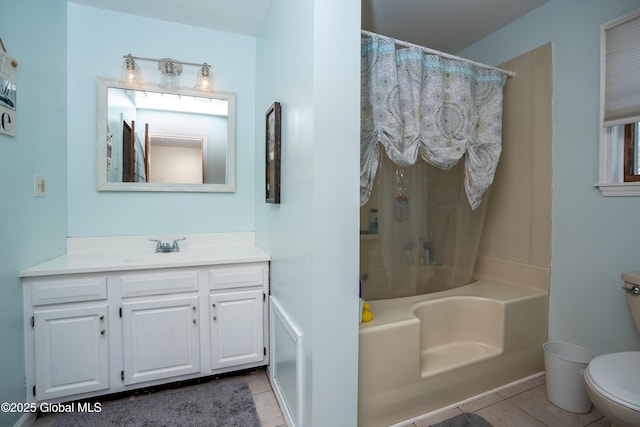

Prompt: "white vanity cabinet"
[210,290,264,368]
[118,269,202,385]
[209,263,268,369]
[121,295,201,385]
[27,276,110,401]
[23,258,269,404]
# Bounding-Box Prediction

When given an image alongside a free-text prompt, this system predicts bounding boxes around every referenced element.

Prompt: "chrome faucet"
[149,237,186,253]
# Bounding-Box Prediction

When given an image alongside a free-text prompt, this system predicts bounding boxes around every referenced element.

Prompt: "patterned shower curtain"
[361,34,506,209]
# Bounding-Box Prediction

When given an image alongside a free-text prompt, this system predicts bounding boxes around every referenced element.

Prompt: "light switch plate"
[34,175,46,197]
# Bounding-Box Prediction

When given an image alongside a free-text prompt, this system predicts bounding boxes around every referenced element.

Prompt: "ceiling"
[69,0,548,53]
[68,0,271,36]
[362,0,549,52]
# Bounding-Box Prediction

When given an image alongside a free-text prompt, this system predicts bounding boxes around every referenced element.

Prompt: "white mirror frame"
[96,77,236,192]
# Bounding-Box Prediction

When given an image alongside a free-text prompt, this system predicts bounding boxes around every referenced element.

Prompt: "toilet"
[583,272,640,427]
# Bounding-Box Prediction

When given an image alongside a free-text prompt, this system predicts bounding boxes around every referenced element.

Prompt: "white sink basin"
[124,252,201,264]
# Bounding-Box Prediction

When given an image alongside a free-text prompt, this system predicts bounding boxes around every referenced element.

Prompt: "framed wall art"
[0,38,17,137]
[265,101,281,204]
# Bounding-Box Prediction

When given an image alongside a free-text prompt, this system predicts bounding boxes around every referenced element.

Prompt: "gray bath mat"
[430,412,494,427]
[51,378,260,427]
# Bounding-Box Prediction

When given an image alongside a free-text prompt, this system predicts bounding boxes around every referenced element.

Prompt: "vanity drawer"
[31,276,107,306]
[209,263,266,290]
[120,269,199,297]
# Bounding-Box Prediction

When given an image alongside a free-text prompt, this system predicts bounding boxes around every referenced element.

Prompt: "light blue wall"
[460,0,640,355]
[0,1,68,425]
[255,0,360,425]
[67,4,257,237]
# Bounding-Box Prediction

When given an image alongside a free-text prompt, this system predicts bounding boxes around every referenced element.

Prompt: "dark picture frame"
[265,102,281,204]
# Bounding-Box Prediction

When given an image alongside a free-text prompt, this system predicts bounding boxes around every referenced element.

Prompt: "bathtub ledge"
[359,317,418,334]
[361,279,545,331]
[420,342,503,377]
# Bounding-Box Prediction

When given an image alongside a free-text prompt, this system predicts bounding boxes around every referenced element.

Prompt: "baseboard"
[391,372,546,427]
[13,412,36,427]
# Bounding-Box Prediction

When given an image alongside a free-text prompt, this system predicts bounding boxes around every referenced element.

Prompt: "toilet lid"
[586,352,640,411]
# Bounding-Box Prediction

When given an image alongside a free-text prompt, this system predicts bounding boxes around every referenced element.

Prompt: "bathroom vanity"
[20,234,269,403]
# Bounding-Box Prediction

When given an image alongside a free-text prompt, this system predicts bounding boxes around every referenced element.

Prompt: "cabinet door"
[210,289,264,369]
[122,295,200,385]
[34,304,109,400]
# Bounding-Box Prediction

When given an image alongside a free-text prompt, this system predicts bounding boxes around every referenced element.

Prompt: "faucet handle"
[148,238,163,252]
[172,237,186,251]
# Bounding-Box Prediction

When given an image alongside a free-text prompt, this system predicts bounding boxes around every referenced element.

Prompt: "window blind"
[604,10,640,126]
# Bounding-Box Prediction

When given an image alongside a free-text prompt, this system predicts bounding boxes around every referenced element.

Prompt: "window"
[623,122,640,182]
[597,9,640,196]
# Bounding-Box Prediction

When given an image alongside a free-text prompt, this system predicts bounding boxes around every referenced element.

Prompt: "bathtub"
[358,279,547,427]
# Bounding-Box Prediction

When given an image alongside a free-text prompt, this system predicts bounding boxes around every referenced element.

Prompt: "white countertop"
[20,233,270,277]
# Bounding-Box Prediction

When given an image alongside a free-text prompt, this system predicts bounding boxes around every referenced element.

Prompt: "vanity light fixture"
[194,63,214,92]
[120,54,141,87]
[158,58,182,89]
[120,54,215,92]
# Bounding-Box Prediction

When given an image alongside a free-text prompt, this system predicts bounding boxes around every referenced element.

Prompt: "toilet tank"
[621,272,640,334]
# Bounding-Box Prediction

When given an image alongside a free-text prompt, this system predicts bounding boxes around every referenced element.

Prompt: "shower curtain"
[360,34,507,300]
[361,34,506,209]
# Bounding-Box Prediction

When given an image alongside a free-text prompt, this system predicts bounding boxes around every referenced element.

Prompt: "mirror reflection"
[97,78,236,192]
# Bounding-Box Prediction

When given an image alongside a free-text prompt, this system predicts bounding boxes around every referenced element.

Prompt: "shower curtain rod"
[361,30,515,77]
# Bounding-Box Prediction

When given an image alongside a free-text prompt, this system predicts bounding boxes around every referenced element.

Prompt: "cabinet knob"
[193,319,196,324]
[213,316,217,321]
[99,315,105,320]
[100,329,106,335]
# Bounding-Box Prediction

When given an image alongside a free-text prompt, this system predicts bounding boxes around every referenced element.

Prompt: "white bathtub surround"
[358,280,547,427]
[473,255,550,293]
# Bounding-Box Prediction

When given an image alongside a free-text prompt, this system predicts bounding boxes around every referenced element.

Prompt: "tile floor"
[31,367,286,427]
[398,374,611,427]
[30,370,611,427]
[245,368,287,427]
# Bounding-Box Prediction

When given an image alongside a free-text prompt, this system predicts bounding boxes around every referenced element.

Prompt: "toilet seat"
[585,351,640,412]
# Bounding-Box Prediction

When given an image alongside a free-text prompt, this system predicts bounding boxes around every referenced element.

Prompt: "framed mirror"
[96,77,236,192]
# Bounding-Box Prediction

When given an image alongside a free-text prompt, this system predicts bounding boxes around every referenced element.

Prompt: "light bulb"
[158,59,181,89]
[120,54,141,86]
[194,63,214,92]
